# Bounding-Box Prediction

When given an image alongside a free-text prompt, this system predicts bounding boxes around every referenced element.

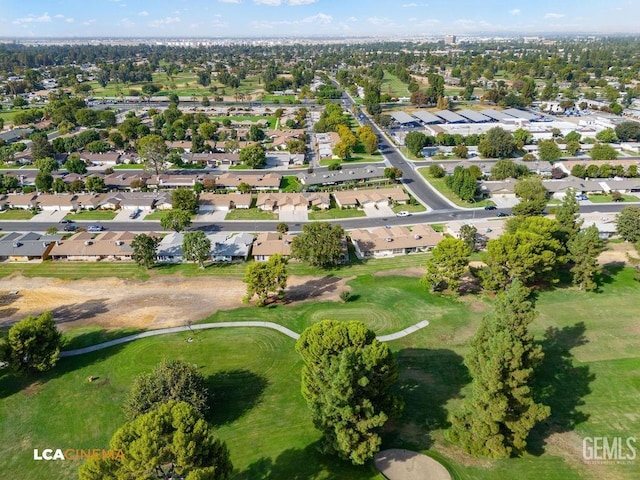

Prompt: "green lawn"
[113,164,144,169]
[392,203,427,214]
[308,208,366,220]
[1,268,639,479]
[280,176,302,193]
[0,209,34,220]
[143,210,167,220]
[225,208,278,221]
[587,194,640,203]
[64,210,117,221]
[418,168,495,208]
[226,116,277,129]
[381,71,411,98]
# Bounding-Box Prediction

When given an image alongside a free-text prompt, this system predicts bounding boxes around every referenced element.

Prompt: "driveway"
[113,209,145,222]
[194,210,228,222]
[279,209,309,222]
[31,210,68,222]
[490,195,520,208]
[363,204,395,218]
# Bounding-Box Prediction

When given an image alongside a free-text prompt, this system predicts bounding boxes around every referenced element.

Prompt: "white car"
[396,211,410,217]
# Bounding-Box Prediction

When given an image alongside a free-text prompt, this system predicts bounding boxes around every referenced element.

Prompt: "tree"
[595,128,618,144]
[295,320,401,465]
[35,171,53,192]
[384,167,403,181]
[161,209,192,232]
[248,124,265,142]
[131,234,160,269]
[239,144,266,168]
[172,188,199,213]
[555,189,582,246]
[459,224,478,252]
[537,139,563,162]
[589,143,618,160]
[125,360,209,419]
[452,144,468,159]
[30,133,53,160]
[479,127,516,158]
[482,217,565,290]
[183,231,211,269]
[428,164,445,178]
[85,175,105,193]
[568,225,604,291]
[64,155,87,174]
[512,176,548,217]
[243,254,288,306]
[421,238,471,293]
[404,131,428,157]
[615,121,640,142]
[4,312,61,373]
[616,206,640,243]
[490,159,528,180]
[137,134,168,175]
[201,96,211,107]
[332,141,351,160]
[78,401,232,480]
[571,164,586,178]
[34,156,58,174]
[448,280,550,458]
[276,222,289,234]
[291,222,344,268]
[565,140,581,156]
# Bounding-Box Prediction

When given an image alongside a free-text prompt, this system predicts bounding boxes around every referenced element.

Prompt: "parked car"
[87,225,104,232]
[484,205,497,210]
[396,211,410,217]
[63,225,78,232]
[129,208,141,219]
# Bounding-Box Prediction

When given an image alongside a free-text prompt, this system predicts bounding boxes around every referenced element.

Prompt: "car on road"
[59,219,74,224]
[63,225,78,232]
[497,212,509,217]
[484,205,497,210]
[396,211,411,217]
[87,225,104,232]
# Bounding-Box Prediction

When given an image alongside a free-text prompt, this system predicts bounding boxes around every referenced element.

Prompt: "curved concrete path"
[60,320,430,357]
[374,449,451,480]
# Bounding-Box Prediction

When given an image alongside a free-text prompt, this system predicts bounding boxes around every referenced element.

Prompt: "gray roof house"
[157,232,254,263]
[0,232,62,262]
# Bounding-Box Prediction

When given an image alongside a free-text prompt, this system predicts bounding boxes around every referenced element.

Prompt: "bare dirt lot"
[0,274,349,332]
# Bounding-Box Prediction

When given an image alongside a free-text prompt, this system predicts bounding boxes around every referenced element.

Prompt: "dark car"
[63,224,78,232]
[59,219,73,224]
[484,205,497,210]
[497,212,509,217]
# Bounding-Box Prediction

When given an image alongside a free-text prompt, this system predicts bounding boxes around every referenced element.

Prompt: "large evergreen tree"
[568,225,604,291]
[291,222,345,268]
[3,311,61,373]
[448,281,550,458]
[296,320,402,465]
[422,237,471,293]
[555,189,582,246]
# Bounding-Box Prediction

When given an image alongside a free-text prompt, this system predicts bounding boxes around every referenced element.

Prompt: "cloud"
[65,18,75,23]
[253,0,317,5]
[138,11,149,16]
[218,0,241,2]
[544,12,565,19]
[12,13,52,24]
[403,2,428,6]
[510,8,521,15]
[302,13,332,24]
[82,19,96,26]
[118,18,135,27]
[54,14,65,19]
[149,16,181,27]
[367,16,395,26]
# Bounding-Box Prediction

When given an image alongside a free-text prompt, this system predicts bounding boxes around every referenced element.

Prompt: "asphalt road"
[4,204,624,234]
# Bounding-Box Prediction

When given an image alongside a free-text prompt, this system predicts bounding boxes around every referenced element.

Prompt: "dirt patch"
[22,381,43,397]
[598,242,637,267]
[0,273,351,332]
[374,266,424,277]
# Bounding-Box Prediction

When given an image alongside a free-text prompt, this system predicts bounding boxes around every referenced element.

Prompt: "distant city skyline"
[2,0,640,38]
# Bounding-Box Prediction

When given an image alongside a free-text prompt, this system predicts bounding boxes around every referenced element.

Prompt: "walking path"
[374,449,452,480]
[60,320,430,357]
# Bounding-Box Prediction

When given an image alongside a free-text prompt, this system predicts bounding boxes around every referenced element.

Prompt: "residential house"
[333,186,409,209]
[156,232,254,263]
[49,231,157,262]
[80,152,121,166]
[265,152,305,167]
[298,167,387,188]
[0,232,62,262]
[251,232,295,261]
[198,193,252,212]
[2,193,37,210]
[350,224,443,259]
[215,173,282,191]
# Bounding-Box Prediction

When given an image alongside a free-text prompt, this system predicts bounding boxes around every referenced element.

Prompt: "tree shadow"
[206,369,268,427]
[284,276,342,303]
[51,299,109,324]
[595,262,626,288]
[233,442,379,480]
[60,327,145,351]
[528,322,595,455]
[386,348,469,450]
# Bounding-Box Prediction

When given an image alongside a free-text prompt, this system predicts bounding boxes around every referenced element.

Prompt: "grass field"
[225,208,277,221]
[64,210,117,221]
[307,208,367,220]
[392,203,427,214]
[0,209,34,220]
[381,71,411,98]
[280,176,302,193]
[587,194,640,203]
[1,268,639,479]
[418,168,495,208]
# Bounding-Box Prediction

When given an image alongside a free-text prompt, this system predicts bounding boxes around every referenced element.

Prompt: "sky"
[2,0,640,38]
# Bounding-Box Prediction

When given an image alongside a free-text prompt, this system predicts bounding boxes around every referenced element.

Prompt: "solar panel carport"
[481,109,516,121]
[457,109,491,123]
[434,110,467,123]
[390,111,417,124]
[412,111,442,124]
[502,108,540,121]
